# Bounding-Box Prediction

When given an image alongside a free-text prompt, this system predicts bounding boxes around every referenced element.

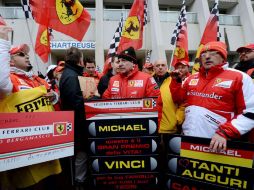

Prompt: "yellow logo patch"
[122,16,140,40]
[174,47,185,59]
[40,29,48,46]
[56,0,83,25]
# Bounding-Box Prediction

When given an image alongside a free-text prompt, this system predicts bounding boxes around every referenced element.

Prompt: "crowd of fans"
[1,24,254,190]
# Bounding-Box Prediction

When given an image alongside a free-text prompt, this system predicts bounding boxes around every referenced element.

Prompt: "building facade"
[1,0,254,74]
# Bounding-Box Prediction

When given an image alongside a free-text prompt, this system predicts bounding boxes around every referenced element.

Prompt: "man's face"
[85,62,96,75]
[200,50,224,70]
[119,58,134,75]
[111,57,120,74]
[11,51,32,72]
[154,60,168,76]
[238,49,254,62]
[175,63,189,78]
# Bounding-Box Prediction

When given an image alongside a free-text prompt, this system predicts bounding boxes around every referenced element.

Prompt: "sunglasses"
[14,52,27,57]
[239,50,254,54]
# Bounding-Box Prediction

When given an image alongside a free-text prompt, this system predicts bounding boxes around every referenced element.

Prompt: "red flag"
[171,23,189,67]
[35,25,51,63]
[200,15,218,45]
[192,0,219,74]
[30,0,91,41]
[102,57,112,75]
[117,0,145,53]
[0,14,6,26]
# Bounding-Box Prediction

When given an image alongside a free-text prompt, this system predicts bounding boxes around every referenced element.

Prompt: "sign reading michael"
[85,98,159,190]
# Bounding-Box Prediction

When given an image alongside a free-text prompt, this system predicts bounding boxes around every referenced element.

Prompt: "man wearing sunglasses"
[235,44,254,78]
[174,41,254,152]
[0,25,61,189]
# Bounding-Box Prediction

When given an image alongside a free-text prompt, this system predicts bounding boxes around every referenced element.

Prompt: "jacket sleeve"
[102,78,111,99]
[0,39,13,98]
[217,73,254,138]
[170,78,186,105]
[145,77,160,97]
[176,103,185,125]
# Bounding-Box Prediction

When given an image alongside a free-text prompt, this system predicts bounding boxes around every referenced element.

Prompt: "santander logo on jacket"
[181,63,254,138]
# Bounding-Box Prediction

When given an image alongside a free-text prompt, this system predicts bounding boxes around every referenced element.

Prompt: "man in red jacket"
[103,47,160,99]
[177,41,254,151]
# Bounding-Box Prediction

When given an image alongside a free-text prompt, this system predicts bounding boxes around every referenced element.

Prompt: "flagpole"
[169,43,176,71]
[24,19,40,73]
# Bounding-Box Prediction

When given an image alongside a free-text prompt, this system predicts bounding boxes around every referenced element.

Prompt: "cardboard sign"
[87,118,157,138]
[93,173,160,190]
[78,76,99,99]
[91,155,158,174]
[0,111,74,171]
[89,137,159,156]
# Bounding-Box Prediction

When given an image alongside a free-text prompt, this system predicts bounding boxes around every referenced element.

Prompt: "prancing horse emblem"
[56,0,83,25]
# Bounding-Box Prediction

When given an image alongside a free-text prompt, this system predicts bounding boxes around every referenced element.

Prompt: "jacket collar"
[10,67,34,78]
[65,63,84,75]
[119,66,139,79]
[199,62,228,79]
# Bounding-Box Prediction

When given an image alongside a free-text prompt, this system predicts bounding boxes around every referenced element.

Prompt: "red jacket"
[10,72,49,92]
[103,67,160,99]
[179,63,254,139]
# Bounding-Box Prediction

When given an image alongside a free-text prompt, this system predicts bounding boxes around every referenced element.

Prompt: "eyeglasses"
[200,51,219,58]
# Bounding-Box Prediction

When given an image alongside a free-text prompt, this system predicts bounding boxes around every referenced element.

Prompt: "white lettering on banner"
[86,100,143,109]
[50,41,96,50]
[190,145,242,157]
[0,125,52,139]
[187,91,223,100]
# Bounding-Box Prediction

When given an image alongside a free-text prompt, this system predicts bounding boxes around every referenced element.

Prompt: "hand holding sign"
[209,133,227,152]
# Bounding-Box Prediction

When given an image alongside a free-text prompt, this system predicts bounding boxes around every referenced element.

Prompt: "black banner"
[93,173,159,190]
[89,137,159,156]
[166,174,235,190]
[87,118,157,138]
[91,155,158,174]
[167,154,254,189]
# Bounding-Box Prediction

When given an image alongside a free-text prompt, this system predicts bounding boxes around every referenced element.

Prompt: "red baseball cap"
[175,60,190,67]
[236,44,254,53]
[9,44,30,55]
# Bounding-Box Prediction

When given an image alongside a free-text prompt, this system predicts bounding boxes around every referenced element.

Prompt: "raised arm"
[0,25,13,98]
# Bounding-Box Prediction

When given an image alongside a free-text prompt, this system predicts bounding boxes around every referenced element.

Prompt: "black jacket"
[59,63,87,151]
[154,72,170,88]
[97,69,113,96]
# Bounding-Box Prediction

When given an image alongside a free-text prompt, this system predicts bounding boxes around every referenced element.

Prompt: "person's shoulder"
[136,71,151,78]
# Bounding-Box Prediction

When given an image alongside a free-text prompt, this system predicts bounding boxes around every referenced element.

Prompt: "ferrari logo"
[40,29,48,46]
[56,124,65,134]
[215,78,222,84]
[143,99,152,109]
[122,16,140,40]
[56,0,83,25]
[128,80,135,87]
[174,47,185,59]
